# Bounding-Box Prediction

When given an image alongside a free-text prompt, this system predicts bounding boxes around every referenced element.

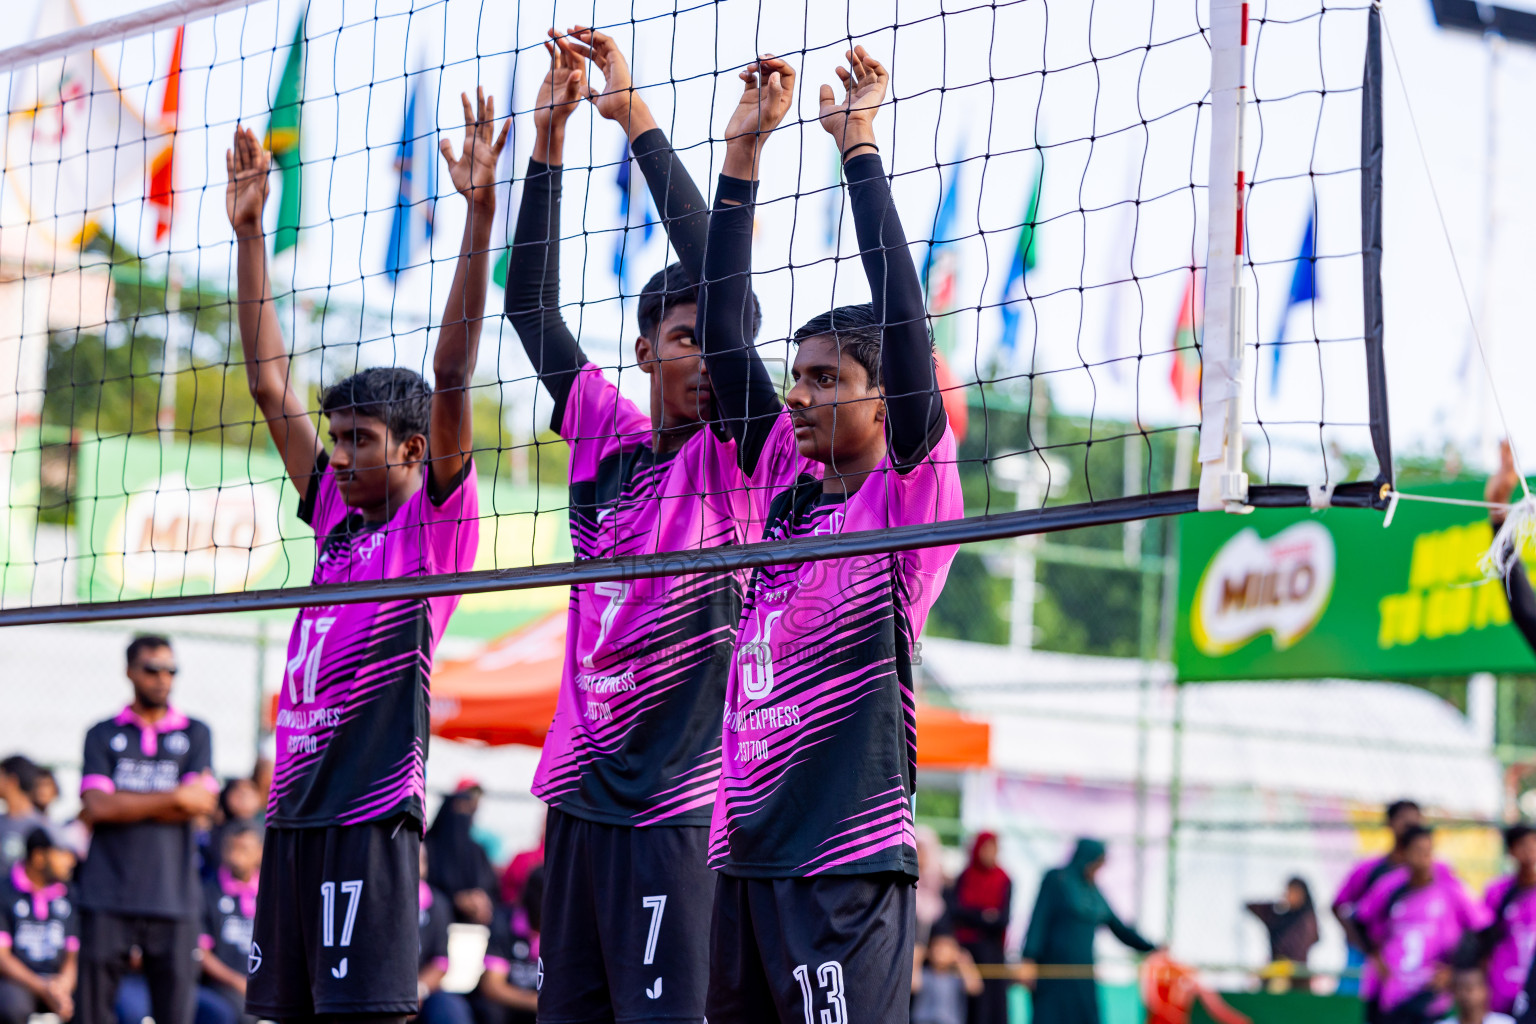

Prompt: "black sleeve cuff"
[842,151,886,183]
[714,174,758,208]
[524,158,560,186]
[630,127,671,159]
[296,450,330,526]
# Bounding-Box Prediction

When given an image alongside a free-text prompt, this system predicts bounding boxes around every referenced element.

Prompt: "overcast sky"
[4,0,1535,491]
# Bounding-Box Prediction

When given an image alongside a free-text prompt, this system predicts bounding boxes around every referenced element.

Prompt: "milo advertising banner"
[1175,481,1536,682]
[73,436,570,638]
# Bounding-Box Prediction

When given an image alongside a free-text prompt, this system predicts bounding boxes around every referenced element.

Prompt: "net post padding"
[1198,0,1252,513]
[0,484,1383,627]
[1362,3,1394,495]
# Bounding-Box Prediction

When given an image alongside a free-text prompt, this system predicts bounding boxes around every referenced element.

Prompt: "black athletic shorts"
[538,806,716,1023]
[246,816,421,1018]
[705,873,915,1024]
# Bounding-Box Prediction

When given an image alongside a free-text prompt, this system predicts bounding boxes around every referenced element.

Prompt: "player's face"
[127,644,177,709]
[1389,806,1421,838]
[44,848,75,885]
[1514,834,1536,871]
[224,830,262,880]
[637,302,710,428]
[326,411,426,514]
[786,335,885,469]
[1453,969,1488,1016]
[1405,834,1434,875]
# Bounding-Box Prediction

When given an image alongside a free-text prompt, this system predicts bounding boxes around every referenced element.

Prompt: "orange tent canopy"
[428,611,990,769]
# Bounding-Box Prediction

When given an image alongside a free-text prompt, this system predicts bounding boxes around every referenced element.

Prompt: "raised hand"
[440,86,511,209]
[1488,438,1522,525]
[225,125,271,234]
[566,25,657,138]
[818,45,888,155]
[535,29,585,138]
[723,54,796,149]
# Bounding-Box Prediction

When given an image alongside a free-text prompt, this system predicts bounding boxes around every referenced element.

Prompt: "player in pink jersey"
[1357,826,1490,1024]
[1336,800,1428,1000]
[1484,826,1536,1015]
[696,45,963,1024]
[502,31,788,1024]
[224,88,502,1021]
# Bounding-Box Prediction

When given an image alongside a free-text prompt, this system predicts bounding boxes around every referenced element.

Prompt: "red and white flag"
[147,26,185,246]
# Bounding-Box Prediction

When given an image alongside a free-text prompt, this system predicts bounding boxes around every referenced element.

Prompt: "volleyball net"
[0,0,1392,623]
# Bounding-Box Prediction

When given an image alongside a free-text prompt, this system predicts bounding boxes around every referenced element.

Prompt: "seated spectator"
[911,925,983,1024]
[0,757,44,870]
[425,781,498,925]
[0,828,79,1024]
[418,847,472,1024]
[471,867,541,1024]
[28,770,58,821]
[1440,964,1514,1024]
[203,779,264,881]
[196,824,261,1024]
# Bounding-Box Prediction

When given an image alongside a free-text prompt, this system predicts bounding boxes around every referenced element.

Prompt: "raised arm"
[504,34,587,428]
[431,87,510,492]
[819,47,946,470]
[225,126,323,497]
[697,55,795,471]
[568,26,709,279]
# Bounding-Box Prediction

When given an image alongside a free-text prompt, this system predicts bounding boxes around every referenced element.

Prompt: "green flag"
[265,9,306,254]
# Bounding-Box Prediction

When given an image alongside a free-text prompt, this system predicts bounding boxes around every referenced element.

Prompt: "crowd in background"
[2,639,1534,1024]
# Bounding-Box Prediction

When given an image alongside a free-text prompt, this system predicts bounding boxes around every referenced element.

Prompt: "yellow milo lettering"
[1380,520,1507,650]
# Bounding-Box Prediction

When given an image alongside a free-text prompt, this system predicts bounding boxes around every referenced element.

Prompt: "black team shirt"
[78,706,213,919]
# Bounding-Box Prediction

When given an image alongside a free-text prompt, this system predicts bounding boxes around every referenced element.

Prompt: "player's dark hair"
[221,821,263,849]
[126,634,172,667]
[637,263,763,342]
[1386,799,1421,825]
[219,777,257,821]
[522,864,545,933]
[793,303,934,390]
[24,827,58,860]
[27,767,55,802]
[1397,823,1434,850]
[320,367,433,446]
[0,755,39,793]
[1506,823,1535,853]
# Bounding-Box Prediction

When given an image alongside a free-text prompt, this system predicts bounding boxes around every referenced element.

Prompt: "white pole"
[1477,33,1502,465]
[1197,0,1252,513]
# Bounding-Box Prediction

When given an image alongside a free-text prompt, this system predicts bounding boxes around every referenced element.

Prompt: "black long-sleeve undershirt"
[503,128,710,430]
[1502,539,1536,653]
[698,153,947,476]
[697,174,782,473]
[844,152,947,469]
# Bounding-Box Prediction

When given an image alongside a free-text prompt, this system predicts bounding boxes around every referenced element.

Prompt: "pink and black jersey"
[79,707,213,918]
[268,453,478,828]
[1484,876,1536,1013]
[707,419,963,879]
[0,864,78,975]
[1356,864,1489,1014]
[531,365,760,826]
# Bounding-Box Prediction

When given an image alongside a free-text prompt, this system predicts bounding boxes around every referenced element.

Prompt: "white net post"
[1198,0,1253,513]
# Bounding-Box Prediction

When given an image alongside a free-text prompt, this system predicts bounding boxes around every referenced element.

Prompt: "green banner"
[71,437,570,638]
[1175,481,1536,682]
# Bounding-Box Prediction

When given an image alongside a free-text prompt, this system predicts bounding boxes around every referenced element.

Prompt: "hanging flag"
[612,139,656,290]
[6,0,150,255]
[996,154,1043,360]
[384,70,438,282]
[146,26,184,246]
[264,8,307,254]
[921,148,965,354]
[1169,269,1203,410]
[1268,213,1317,395]
[492,53,523,289]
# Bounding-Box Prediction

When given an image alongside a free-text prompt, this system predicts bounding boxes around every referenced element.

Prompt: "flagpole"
[158,262,183,455]
[1476,31,1503,465]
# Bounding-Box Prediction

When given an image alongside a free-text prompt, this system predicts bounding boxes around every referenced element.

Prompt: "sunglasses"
[135,663,179,676]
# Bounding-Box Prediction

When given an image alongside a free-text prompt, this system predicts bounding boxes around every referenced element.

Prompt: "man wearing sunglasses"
[75,635,217,1024]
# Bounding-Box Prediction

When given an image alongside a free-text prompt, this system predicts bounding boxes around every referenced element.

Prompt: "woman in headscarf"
[951,831,1012,1024]
[424,779,500,924]
[1018,837,1156,1024]
[1246,876,1319,986]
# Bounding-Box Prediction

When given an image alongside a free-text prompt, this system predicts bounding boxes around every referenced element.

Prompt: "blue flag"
[613,140,656,289]
[1269,213,1317,394]
[384,72,436,282]
[997,155,1042,360]
[921,150,964,293]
